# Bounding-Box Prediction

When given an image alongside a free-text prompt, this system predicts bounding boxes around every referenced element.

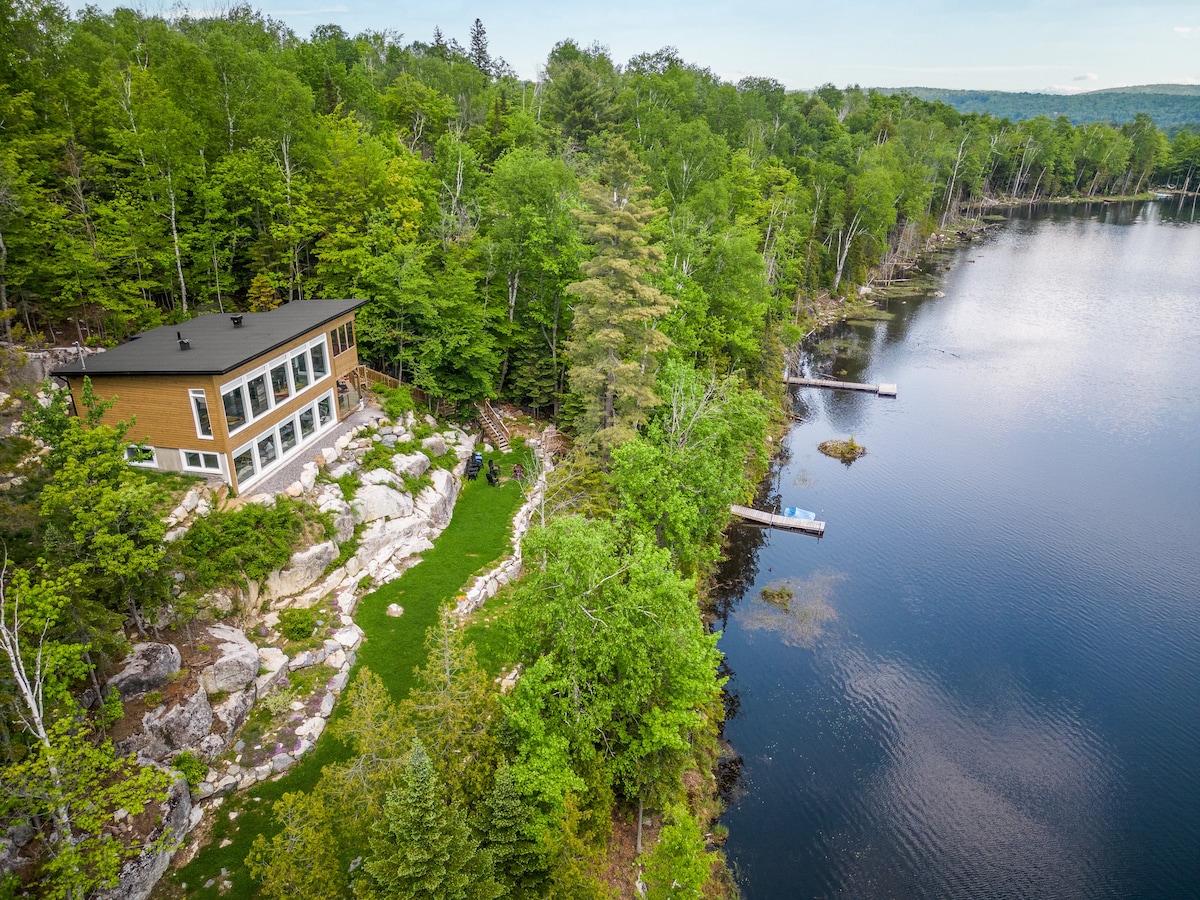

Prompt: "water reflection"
[718,200,1200,898]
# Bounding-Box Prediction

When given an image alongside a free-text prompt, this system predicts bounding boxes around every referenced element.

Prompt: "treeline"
[5,4,1200,896]
[3,3,1200,414]
[885,85,1200,134]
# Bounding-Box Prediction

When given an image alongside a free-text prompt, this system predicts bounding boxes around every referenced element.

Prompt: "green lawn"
[165,448,530,899]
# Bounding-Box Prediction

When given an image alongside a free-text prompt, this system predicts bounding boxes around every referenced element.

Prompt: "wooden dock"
[731,505,825,537]
[785,376,896,397]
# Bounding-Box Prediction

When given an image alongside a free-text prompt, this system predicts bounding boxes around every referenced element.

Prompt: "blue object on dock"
[783,507,817,520]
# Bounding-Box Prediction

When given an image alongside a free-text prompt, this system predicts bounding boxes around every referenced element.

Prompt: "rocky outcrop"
[107,643,182,700]
[198,625,259,695]
[97,771,192,900]
[263,541,338,601]
[414,469,458,530]
[351,483,414,523]
[142,687,213,760]
[391,452,430,478]
[420,434,447,457]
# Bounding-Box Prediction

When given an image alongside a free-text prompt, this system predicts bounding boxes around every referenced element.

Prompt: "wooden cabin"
[53,299,367,494]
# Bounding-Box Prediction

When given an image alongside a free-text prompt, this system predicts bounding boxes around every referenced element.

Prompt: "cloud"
[1174,26,1196,37]
[1072,72,1099,81]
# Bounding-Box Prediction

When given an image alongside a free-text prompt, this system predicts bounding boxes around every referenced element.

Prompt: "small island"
[819,436,867,464]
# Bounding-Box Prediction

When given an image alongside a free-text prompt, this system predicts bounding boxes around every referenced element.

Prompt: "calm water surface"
[717,201,1200,899]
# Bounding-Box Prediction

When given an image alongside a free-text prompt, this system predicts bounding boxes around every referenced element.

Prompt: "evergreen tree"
[469,19,491,77]
[356,739,502,900]
[566,139,674,448]
[478,765,549,899]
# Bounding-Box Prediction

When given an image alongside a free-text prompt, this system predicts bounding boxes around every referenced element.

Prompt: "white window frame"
[232,441,257,485]
[190,389,214,440]
[181,449,223,474]
[125,443,158,468]
[219,336,333,437]
[231,388,339,492]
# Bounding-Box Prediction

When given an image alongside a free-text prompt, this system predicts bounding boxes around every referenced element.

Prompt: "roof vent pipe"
[177,331,190,351]
[230,315,244,328]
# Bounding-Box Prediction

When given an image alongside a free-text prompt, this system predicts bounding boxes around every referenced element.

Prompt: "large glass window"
[318,394,334,427]
[279,420,297,455]
[233,445,255,483]
[299,406,316,439]
[190,389,213,438]
[331,322,356,356]
[270,363,290,403]
[290,352,309,391]
[246,372,270,418]
[310,341,328,379]
[222,386,247,432]
[257,432,278,468]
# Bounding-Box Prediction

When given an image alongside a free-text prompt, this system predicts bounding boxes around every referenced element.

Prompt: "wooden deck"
[785,376,897,397]
[731,505,826,537]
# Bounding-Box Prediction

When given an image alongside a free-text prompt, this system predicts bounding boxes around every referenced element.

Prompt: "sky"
[81,0,1200,93]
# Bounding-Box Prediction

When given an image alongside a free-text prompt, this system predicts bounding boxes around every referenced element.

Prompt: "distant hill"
[876,85,1200,132]
[1087,84,1200,96]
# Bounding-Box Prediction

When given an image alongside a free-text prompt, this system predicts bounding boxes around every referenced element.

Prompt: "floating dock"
[731,505,826,537]
[785,376,896,397]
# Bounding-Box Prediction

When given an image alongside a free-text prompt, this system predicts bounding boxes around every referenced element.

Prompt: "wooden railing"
[354,365,399,390]
[476,399,511,452]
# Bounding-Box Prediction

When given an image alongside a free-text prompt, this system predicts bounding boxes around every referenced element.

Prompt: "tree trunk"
[166,173,188,316]
[0,225,10,344]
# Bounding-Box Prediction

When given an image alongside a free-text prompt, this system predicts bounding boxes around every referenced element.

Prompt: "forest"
[3,1,1200,897]
[884,85,1200,134]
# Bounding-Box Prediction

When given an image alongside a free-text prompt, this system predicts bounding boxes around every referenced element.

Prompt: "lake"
[716,199,1200,899]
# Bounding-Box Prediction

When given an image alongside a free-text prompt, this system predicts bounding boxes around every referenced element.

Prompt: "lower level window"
[233,446,256,484]
[125,444,157,467]
[257,432,278,467]
[183,450,222,472]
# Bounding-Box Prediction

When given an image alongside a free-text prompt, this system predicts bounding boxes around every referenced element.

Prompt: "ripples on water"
[719,202,1200,899]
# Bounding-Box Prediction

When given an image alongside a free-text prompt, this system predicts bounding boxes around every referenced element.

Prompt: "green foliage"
[611,361,770,576]
[508,516,724,812]
[641,805,713,900]
[144,691,163,708]
[336,470,362,501]
[247,790,348,899]
[172,751,208,789]
[278,607,317,642]
[478,765,550,899]
[100,688,124,729]
[379,383,417,420]
[260,689,297,717]
[356,739,502,900]
[175,497,309,593]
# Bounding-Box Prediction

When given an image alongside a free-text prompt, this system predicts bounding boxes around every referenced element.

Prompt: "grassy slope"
[165,450,529,899]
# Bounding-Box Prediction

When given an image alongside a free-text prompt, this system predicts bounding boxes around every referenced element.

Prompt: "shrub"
[378,384,416,421]
[173,751,208,789]
[100,688,124,727]
[176,497,309,592]
[336,471,361,502]
[279,607,317,641]
[260,690,296,717]
[143,691,164,707]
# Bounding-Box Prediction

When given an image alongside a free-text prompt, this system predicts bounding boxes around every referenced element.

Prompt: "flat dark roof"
[52,299,367,377]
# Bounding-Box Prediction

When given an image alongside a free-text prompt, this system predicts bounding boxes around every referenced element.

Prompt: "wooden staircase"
[476,400,511,452]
